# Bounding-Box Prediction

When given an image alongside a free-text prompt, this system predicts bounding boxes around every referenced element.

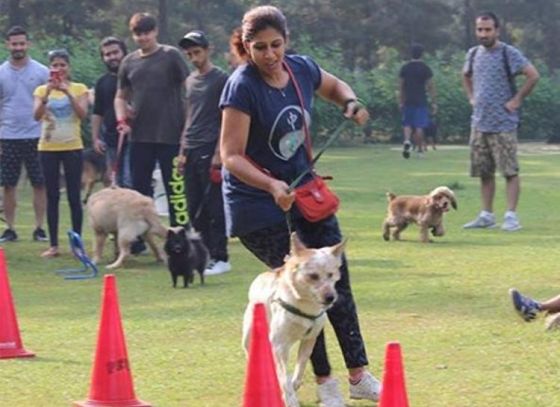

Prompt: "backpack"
[466,44,517,95]
[466,44,521,127]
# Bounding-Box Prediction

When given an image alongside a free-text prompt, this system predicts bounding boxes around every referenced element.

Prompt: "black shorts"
[0,138,45,187]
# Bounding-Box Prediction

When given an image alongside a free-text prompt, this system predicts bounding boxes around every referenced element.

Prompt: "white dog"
[242,233,344,407]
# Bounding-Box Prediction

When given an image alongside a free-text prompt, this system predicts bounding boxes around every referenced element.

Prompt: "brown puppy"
[242,233,344,407]
[87,187,167,269]
[82,148,110,204]
[382,186,457,243]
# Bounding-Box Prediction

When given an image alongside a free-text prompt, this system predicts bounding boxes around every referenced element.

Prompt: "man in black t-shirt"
[115,13,190,226]
[398,43,437,158]
[177,31,230,276]
[92,36,131,187]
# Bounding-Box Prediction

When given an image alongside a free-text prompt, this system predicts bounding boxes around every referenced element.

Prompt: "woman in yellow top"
[33,49,88,258]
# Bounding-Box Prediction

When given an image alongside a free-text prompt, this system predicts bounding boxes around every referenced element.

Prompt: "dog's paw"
[382,233,390,241]
[291,377,303,391]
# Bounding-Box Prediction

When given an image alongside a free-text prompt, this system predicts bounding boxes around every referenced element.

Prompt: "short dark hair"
[6,26,28,40]
[129,12,157,34]
[477,11,500,28]
[410,43,424,59]
[99,36,128,58]
[47,49,70,63]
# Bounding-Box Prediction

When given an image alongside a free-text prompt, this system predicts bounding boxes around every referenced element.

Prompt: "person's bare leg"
[481,176,495,213]
[540,295,560,313]
[505,175,520,212]
[32,185,46,228]
[403,126,412,144]
[2,186,17,229]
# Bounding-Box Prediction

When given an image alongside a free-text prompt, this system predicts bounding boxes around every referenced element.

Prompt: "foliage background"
[1,0,560,143]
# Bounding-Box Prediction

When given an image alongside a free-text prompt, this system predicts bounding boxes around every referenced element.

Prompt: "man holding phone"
[0,26,49,243]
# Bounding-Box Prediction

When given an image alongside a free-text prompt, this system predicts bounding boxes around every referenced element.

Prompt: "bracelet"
[342,98,357,112]
[41,98,48,105]
[116,118,128,126]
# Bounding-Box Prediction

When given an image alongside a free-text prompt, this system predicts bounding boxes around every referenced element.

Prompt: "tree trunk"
[463,0,474,50]
[158,0,170,45]
[8,0,25,27]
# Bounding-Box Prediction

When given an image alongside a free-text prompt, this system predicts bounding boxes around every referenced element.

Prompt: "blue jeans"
[106,143,132,188]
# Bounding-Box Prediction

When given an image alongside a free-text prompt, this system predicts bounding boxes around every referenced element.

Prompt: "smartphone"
[49,70,60,82]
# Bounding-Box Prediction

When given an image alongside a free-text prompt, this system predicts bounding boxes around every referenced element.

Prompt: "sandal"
[41,247,60,258]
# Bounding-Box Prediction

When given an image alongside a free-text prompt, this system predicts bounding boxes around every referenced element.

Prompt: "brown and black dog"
[382,186,457,243]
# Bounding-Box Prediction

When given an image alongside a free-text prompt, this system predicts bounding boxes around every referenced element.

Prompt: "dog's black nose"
[324,294,336,304]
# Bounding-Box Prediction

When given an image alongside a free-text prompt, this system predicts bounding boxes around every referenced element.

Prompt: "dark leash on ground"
[111,129,127,187]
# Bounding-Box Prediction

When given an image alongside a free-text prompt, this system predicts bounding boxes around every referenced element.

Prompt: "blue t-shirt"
[219,54,322,237]
[0,58,49,140]
[463,42,529,132]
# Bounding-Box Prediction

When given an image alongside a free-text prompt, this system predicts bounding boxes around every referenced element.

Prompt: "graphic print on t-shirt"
[268,105,311,161]
[44,96,75,143]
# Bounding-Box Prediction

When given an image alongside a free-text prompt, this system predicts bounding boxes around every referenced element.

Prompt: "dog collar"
[273,297,325,321]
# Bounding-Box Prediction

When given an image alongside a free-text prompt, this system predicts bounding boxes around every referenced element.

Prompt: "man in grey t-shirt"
[177,30,230,276]
[115,13,190,227]
[462,11,539,232]
[0,26,48,243]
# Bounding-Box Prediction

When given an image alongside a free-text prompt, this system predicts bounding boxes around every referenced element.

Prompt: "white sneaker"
[316,378,345,407]
[204,260,231,276]
[463,212,496,229]
[501,213,522,231]
[349,371,381,402]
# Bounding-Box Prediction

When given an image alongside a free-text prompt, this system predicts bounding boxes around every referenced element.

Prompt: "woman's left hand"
[269,179,295,212]
[344,101,369,126]
[57,81,70,94]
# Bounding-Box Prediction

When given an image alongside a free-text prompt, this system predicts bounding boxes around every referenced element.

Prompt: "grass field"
[1,143,560,407]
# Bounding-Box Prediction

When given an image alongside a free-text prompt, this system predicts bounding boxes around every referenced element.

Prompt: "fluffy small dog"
[382,186,457,243]
[164,225,209,288]
[242,233,344,407]
[82,148,110,204]
[87,187,167,269]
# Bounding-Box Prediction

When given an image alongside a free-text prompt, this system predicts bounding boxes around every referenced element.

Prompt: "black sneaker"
[33,227,48,242]
[402,140,411,159]
[0,228,18,242]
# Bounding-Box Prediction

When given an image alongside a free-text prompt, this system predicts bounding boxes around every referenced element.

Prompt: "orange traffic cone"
[379,341,409,407]
[74,274,151,407]
[0,247,35,359]
[243,303,284,407]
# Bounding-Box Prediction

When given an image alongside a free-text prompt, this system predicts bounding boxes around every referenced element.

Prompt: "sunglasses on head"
[47,49,70,60]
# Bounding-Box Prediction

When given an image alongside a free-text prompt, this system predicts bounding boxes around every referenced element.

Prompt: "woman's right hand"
[269,179,295,212]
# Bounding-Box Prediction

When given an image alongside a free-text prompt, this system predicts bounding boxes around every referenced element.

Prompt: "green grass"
[1,144,560,406]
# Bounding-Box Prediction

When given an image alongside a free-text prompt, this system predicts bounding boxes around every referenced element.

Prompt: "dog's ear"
[329,238,347,259]
[449,193,458,210]
[167,229,174,238]
[179,227,187,237]
[290,232,307,257]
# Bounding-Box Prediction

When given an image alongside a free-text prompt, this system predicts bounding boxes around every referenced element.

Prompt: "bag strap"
[282,60,314,163]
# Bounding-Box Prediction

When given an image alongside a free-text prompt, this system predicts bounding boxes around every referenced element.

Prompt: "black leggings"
[239,216,369,377]
[40,150,83,247]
